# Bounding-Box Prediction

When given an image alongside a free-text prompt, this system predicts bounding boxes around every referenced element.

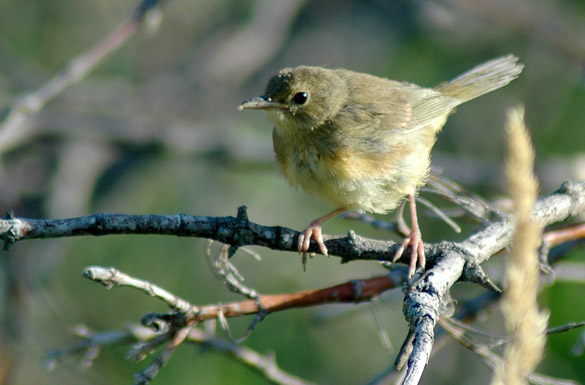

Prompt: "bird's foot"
[298,221,328,271]
[392,225,426,278]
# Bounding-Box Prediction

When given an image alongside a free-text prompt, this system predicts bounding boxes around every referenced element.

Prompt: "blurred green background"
[1,0,584,384]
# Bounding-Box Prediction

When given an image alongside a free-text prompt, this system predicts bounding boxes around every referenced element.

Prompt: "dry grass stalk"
[491,106,549,385]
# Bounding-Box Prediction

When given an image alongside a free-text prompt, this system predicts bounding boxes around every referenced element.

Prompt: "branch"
[186,328,317,385]
[133,326,191,385]
[77,265,406,384]
[83,266,197,318]
[2,181,584,384]
[2,181,584,267]
[82,266,406,322]
[0,0,163,154]
[395,181,585,383]
[439,317,579,385]
[47,324,316,385]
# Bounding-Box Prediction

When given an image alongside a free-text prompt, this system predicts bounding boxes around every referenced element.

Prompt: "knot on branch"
[216,206,254,254]
[133,0,161,22]
[236,206,249,222]
[462,262,502,293]
[557,181,585,216]
[396,278,441,371]
[231,206,253,255]
[82,266,119,289]
[89,213,111,235]
[2,210,17,250]
[403,277,441,325]
[141,312,187,331]
[342,230,361,264]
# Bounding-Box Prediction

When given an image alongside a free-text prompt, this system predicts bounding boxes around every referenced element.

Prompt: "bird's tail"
[435,55,524,103]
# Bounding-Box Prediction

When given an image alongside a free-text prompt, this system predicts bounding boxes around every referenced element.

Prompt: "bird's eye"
[292,92,308,105]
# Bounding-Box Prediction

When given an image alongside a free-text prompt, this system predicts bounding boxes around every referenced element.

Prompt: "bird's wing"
[382,83,460,134]
[334,69,460,135]
[329,87,411,137]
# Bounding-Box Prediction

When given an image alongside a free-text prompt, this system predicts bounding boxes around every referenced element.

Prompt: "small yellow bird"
[239,55,523,276]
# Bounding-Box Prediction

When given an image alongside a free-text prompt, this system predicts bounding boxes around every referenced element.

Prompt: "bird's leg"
[392,194,426,278]
[298,208,345,270]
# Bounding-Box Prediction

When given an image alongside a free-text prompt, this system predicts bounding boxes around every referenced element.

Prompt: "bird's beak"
[237,95,287,111]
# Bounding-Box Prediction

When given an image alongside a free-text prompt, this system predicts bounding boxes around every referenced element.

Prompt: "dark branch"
[1,181,584,269]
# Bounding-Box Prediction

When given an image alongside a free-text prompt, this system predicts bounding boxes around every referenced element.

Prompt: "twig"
[0,0,163,154]
[546,321,585,335]
[44,327,135,370]
[187,328,317,385]
[133,326,191,385]
[78,266,403,384]
[82,265,404,322]
[424,173,505,221]
[541,223,585,267]
[206,240,261,300]
[206,241,267,342]
[48,324,316,385]
[83,266,197,318]
[126,330,174,363]
[439,317,578,385]
[542,223,585,248]
[395,180,585,384]
[195,273,404,321]
[414,195,462,233]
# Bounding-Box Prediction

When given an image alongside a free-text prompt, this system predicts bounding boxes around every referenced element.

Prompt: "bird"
[238,55,523,277]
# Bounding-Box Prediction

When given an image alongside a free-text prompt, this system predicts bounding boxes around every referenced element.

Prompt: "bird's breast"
[272,117,436,214]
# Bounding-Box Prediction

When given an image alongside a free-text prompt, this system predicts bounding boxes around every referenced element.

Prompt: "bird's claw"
[298,222,328,271]
[392,226,426,278]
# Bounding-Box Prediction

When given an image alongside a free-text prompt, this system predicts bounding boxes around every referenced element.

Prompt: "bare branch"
[186,328,317,385]
[0,0,163,154]
[2,181,584,268]
[47,324,315,385]
[439,317,578,385]
[68,263,403,385]
[83,265,405,322]
[2,181,584,385]
[83,266,198,317]
[395,181,585,384]
[44,326,135,370]
[133,326,191,385]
